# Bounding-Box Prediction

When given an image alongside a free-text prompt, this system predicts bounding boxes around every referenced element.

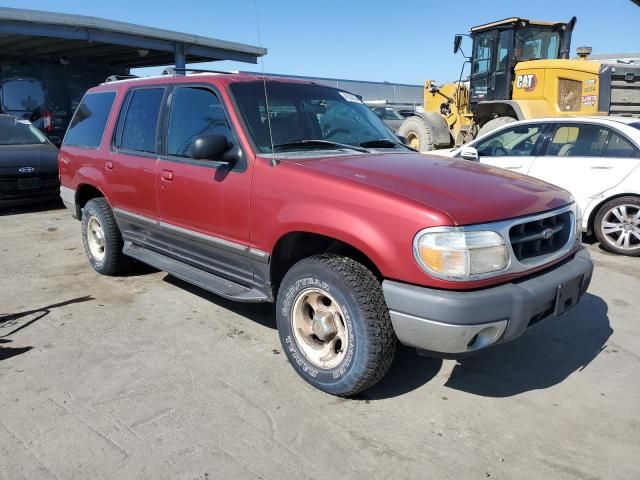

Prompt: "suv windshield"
[230,80,403,153]
[0,116,47,145]
[515,27,561,61]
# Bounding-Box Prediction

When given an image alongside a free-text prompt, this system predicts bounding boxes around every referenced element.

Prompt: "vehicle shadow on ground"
[163,275,276,330]
[0,296,94,362]
[354,345,443,401]
[444,293,611,397]
[0,199,64,217]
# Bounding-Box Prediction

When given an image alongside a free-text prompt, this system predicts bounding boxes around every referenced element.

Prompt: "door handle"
[105,160,113,170]
[590,166,613,170]
[505,165,523,170]
[161,169,174,181]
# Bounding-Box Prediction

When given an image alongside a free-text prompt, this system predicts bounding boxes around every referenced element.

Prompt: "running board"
[123,242,269,303]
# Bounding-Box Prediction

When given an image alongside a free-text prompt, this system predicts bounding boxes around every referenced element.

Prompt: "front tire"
[594,196,640,256]
[81,198,130,275]
[397,116,435,152]
[276,255,396,396]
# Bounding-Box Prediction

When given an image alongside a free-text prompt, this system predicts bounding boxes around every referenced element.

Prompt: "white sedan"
[436,116,640,256]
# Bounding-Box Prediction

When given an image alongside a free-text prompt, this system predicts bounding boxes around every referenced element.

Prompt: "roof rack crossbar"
[105,74,140,83]
[162,67,232,76]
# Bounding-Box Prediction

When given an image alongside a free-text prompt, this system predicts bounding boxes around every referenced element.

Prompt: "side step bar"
[123,242,269,303]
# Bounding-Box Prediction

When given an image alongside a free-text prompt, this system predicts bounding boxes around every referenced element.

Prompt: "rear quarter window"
[64,91,116,148]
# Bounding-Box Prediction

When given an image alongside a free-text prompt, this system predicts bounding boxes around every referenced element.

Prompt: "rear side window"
[64,91,116,148]
[167,87,231,157]
[115,88,164,154]
[546,124,608,157]
[604,132,639,158]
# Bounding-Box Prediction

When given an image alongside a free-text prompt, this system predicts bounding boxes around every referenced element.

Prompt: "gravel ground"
[1,201,638,480]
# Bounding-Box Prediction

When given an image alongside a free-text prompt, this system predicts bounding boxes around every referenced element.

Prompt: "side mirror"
[190,134,233,163]
[397,135,408,145]
[453,35,463,54]
[460,146,479,161]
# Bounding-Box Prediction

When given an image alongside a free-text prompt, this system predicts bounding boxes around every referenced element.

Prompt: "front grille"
[0,172,59,197]
[509,212,571,262]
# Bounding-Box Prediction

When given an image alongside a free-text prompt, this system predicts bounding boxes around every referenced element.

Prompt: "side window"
[64,91,116,148]
[547,124,608,157]
[475,124,544,157]
[167,87,231,158]
[472,33,492,74]
[496,31,510,71]
[116,88,164,154]
[604,132,640,158]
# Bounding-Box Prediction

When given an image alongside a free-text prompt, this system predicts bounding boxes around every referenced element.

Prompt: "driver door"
[473,123,547,174]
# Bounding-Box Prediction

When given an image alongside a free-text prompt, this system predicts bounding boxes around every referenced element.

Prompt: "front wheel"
[594,196,640,256]
[276,255,397,396]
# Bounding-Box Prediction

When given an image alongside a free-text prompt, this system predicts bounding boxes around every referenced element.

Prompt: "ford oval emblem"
[18,166,35,173]
[542,228,554,240]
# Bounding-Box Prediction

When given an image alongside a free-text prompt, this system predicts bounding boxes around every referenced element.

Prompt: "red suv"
[59,73,593,396]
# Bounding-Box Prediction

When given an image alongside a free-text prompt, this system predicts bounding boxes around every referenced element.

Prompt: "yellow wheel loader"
[398,17,640,151]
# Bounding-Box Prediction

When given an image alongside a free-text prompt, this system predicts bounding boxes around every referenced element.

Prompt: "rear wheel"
[397,116,435,152]
[276,254,397,396]
[478,116,516,137]
[594,196,640,256]
[81,198,130,275]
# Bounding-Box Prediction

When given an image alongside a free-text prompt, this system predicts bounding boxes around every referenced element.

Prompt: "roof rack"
[105,74,140,83]
[162,67,233,76]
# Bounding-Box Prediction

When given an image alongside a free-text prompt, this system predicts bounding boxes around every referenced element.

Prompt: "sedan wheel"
[595,197,640,256]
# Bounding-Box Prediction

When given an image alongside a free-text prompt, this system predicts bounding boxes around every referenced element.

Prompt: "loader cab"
[461,17,576,105]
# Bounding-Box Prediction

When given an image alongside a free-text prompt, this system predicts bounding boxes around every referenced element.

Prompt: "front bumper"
[382,248,593,354]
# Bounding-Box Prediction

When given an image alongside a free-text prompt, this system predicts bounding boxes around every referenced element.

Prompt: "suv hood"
[295,153,572,225]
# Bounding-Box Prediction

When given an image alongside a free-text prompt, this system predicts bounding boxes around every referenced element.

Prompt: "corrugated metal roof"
[0,7,266,68]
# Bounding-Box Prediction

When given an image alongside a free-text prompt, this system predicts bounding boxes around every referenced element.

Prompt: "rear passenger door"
[108,86,165,224]
[156,85,253,283]
[528,123,640,210]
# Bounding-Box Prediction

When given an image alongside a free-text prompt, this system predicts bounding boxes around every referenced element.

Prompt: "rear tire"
[81,198,130,275]
[478,116,516,137]
[276,254,397,396]
[397,116,435,152]
[593,196,640,256]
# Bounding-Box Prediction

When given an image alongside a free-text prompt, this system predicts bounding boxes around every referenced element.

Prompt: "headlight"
[413,229,509,280]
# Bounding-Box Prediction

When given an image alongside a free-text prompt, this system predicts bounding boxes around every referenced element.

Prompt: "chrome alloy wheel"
[600,204,640,251]
[291,287,349,370]
[86,216,106,261]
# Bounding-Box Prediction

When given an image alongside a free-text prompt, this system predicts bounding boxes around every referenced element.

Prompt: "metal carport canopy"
[0,7,266,69]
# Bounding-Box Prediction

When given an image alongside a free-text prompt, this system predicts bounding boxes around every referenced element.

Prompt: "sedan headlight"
[413,229,509,280]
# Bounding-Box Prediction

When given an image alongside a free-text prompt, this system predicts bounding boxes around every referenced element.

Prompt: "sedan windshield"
[230,80,404,153]
[0,116,48,145]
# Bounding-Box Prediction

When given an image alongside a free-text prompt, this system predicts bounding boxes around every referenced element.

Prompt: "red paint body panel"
[59,73,575,292]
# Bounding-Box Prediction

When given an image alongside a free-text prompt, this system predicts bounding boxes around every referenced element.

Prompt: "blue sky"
[2,0,638,84]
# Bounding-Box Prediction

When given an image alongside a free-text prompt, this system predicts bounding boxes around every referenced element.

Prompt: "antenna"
[253,0,277,167]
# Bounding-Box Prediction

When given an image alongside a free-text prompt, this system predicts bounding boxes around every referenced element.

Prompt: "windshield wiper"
[359,139,417,151]
[272,140,369,153]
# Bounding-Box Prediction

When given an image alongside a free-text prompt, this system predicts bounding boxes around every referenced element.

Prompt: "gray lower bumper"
[383,248,593,354]
[60,186,79,219]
